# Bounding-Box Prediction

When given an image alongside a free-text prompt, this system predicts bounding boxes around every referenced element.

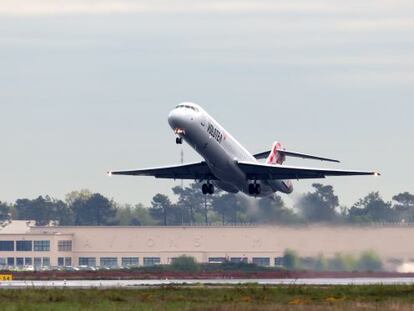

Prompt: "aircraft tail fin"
[266,142,286,165]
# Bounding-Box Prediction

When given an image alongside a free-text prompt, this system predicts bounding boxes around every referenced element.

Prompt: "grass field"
[0,285,414,310]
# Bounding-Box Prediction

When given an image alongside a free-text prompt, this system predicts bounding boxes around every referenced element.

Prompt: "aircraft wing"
[108,162,217,180]
[253,150,340,163]
[237,161,379,180]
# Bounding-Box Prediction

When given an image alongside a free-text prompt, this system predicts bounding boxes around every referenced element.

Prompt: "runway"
[2,278,414,288]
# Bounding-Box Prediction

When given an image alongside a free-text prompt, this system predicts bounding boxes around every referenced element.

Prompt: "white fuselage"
[168,103,293,196]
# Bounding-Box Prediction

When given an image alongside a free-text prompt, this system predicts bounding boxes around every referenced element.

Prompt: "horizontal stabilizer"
[237,161,380,181]
[253,149,340,163]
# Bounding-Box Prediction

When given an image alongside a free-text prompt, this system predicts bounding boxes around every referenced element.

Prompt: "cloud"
[1,0,413,16]
[0,1,147,15]
[337,19,414,31]
[0,0,358,16]
[318,70,414,88]
[2,0,414,38]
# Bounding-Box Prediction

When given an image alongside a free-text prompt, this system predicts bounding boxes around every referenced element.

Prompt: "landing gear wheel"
[249,183,261,195]
[248,184,256,195]
[202,183,209,195]
[202,183,214,195]
[176,137,183,144]
[208,183,214,195]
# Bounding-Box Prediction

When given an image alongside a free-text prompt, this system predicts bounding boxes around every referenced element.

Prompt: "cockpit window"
[175,104,199,112]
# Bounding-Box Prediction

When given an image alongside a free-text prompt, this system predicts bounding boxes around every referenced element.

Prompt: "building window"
[208,257,226,264]
[252,257,270,267]
[57,257,74,267]
[7,257,14,266]
[230,257,248,263]
[0,258,6,266]
[34,257,42,267]
[25,258,32,266]
[58,240,72,252]
[33,240,50,252]
[121,257,139,267]
[16,241,32,251]
[0,241,14,251]
[100,257,118,268]
[274,257,284,266]
[43,257,50,267]
[143,257,161,267]
[79,257,96,267]
[16,257,24,267]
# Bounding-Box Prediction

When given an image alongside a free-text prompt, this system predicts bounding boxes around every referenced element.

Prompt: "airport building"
[0,221,413,269]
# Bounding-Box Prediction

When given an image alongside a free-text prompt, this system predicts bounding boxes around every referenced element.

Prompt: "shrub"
[171,256,199,273]
[328,253,356,272]
[283,249,300,271]
[357,250,383,272]
[314,254,328,272]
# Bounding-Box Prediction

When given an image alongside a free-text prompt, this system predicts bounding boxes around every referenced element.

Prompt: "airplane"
[108,102,380,197]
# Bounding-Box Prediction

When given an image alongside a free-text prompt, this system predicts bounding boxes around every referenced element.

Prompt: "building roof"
[0,220,35,234]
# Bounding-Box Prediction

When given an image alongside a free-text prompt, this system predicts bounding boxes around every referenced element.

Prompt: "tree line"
[0,184,412,226]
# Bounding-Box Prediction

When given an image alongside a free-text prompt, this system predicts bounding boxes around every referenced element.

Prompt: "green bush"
[314,254,328,272]
[171,255,199,273]
[199,262,271,272]
[357,250,383,272]
[283,249,300,271]
[278,250,382,272]
[328,253,356,272]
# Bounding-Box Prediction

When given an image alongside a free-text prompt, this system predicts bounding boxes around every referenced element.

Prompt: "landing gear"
[202,184,208,195]
[202,183,214,195]
[176,137,183,144]
[248,183,261,196]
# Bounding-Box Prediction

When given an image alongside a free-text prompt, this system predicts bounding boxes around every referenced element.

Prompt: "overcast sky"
[0,0,413,208]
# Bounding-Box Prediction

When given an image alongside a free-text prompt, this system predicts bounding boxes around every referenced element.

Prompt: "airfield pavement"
[2,277,414,288]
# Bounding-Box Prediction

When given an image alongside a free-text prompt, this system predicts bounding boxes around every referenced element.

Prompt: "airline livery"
[109,103,379,196]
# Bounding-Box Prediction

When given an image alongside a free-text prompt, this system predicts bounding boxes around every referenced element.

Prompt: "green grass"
[0,285,414,310]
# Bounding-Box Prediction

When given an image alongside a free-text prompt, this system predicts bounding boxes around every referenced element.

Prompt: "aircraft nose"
[168,108,182,130]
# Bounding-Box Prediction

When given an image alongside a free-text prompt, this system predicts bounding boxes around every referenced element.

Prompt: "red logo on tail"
[266,142,286,165]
